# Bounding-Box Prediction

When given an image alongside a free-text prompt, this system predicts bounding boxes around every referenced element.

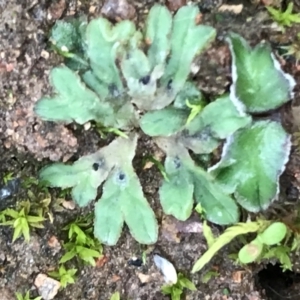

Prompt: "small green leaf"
[161,285,172,294]
[95,167,158,245]
[185,99,203,125]
[15,292,23,300]
[201,270,219,283]
[262,245,292,271]
[203,221,215,248]
[238,238,263,264]
[145,5,172,69]
[4,208,19,219]
[161,5,216,96]
[94,186,124,245]
[211,121,291,212]
[227,32,295,113]
[180,94,251,154]
[12,223,23,242]
[110,292,120,300]
[173,81,203,110]
[119,169,158,244]
[192,167,239,225]
[171,287,183,300]
[259,222,287,245]
[60,250,77,263]
[177,274,197,291]
[41,135,139,208]
[86,18,135,91]
[26,216,45,223]
[266,3,300,28]
[140,107,188,137]
[50,20,79,51]
[159,155,194,221]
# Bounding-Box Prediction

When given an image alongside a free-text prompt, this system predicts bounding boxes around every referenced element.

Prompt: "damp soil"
[2,0,300,299]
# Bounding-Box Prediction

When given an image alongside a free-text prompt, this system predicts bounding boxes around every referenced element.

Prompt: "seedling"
[48,265,77,289]
[142,155,168,181]
[15,291,41,300]
[266,3,300,29]
[0,201,44,242]
[201,270,219,284]
[192,220,269,273]
[60,215,102,266]
[281,33,300,64]
[192,220,292,273]
[35,4,295,246]
[238,222,288,264]
[161,273,196,300]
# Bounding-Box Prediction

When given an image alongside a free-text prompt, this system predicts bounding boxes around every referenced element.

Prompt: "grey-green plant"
[48,265,77,289]
[35,4,295,246]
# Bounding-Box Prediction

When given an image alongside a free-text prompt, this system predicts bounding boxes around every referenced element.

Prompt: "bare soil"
[1,0,300,299]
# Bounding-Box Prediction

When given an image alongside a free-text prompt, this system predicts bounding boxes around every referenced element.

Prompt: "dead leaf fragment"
[231,270,245,283]
[218,4,243,14]
[96,255,109,268]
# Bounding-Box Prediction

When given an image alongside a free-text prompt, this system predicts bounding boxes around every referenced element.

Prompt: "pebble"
[101,0,136,21]
[34,273,61,300]
[0,178,21,209]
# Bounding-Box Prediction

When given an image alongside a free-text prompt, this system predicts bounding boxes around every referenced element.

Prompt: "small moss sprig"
[15,291,41,300]
[0,201,44,242]
[267,3,300,29]
[60,215,103,266]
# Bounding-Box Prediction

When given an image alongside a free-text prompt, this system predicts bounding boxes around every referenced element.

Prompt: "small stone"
[231,270,245,283]
[47,236,61,253]
[166,0,186,12]
[48,0,66,20]
[101,0,136,21]
[84,122,91,131]
[96,255,109,268]
[137,272,151,284]
[34,274,61,300]
[62,200,76,210]
[218,4,243,14]
[40,50,50,60]
[89,5,97,14]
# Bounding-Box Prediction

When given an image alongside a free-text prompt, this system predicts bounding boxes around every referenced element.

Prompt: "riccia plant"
[34,4,295,246]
